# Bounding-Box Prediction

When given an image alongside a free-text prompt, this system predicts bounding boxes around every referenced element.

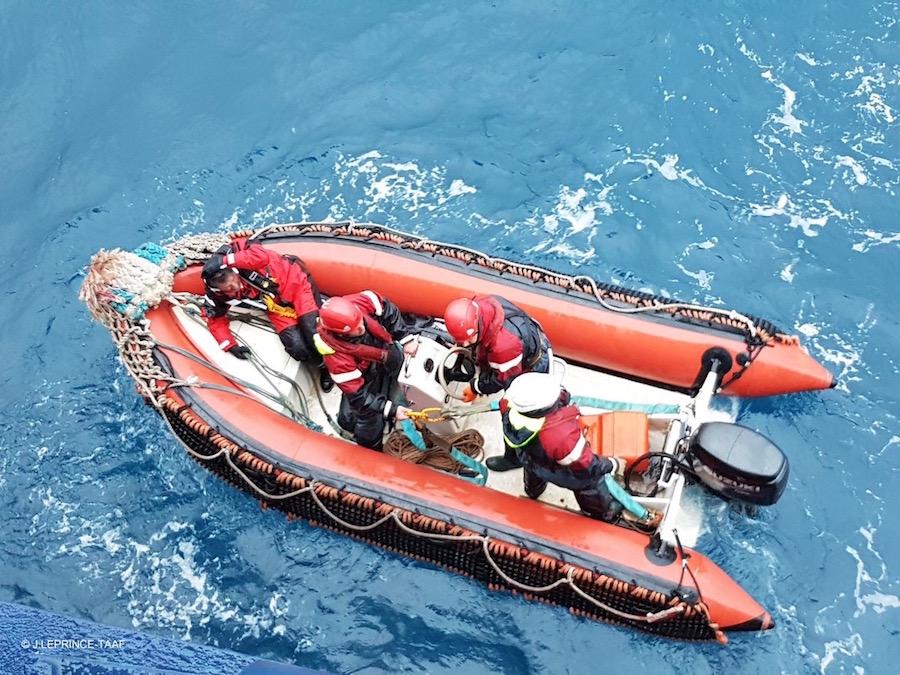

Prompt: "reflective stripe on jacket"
[500,398,612,491]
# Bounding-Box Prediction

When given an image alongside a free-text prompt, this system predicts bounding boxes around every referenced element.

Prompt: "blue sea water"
[1,1,898,672]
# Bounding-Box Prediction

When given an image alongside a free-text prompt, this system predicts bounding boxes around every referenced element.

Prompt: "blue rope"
[449,449,488,486]
[604,473,648,519]
[572,395,680,415]
[109,289,148,321]
[134,242,185,271]
[399,420,427,450]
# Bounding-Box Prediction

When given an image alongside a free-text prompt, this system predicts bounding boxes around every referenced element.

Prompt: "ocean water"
[1,1,898,673]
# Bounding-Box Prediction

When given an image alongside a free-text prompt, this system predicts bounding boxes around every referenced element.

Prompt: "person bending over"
[201,238,333,391]
[443,294,552,421]
[314,291,416,450]
[495,372,655,530]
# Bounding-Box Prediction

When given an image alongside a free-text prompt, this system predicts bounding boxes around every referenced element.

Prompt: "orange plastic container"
[581,411,650,467]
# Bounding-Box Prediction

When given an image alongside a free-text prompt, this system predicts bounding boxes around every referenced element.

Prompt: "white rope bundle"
[78,248,174,321]
[79,233,231,407]
[166,232,231,266]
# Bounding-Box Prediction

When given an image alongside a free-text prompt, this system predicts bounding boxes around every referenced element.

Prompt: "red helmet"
[319,297,364,334]
[444,297,480,343]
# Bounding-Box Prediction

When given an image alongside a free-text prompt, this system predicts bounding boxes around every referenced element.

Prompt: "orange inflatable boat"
[80,222,835,643]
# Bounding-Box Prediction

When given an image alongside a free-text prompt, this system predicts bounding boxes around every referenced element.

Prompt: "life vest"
[481,296,545,370]
[502,403,604,491]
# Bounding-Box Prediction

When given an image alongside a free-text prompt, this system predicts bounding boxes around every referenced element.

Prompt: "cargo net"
[157,394,728,643]
[78,233,232,406]
[255,221,797,349]
[80,228,729,643]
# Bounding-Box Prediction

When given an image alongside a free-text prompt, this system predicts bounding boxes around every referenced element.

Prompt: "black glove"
[443,355,476,382]
[383,344,404,371]
[201,253,226,282]
[229,345,252,360]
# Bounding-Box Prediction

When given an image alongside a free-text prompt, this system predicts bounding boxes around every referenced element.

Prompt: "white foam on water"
[212,151,479,231]
[107,518,301,642]
[787,213,829,237]
[808,332,862,393]
[448,179,477,197]
[749,193,837,237]
[675,263,713,290]
[624,154,683,181]
[872,435,899,462]
[31,486,77,537]
[541,240,596,263]
[851,229,900,252]
[847,527,900,619]
[762,71,805,135]
[853,72,896,124]
[862,92,895,123]
[269,592,290,618]
[541,182,614,236]
[835,156,869,186]
[172,540,207,594]
[781,262,796,283]
[102,527,123,555]
[817,633,863,673]
[796,323,819,338]
[222,211,240,229]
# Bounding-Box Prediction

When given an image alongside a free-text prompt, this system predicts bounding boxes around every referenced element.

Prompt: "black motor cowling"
[689,422,789,506]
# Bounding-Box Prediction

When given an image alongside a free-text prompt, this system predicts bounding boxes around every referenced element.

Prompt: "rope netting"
[79,234,230,406]
[159,394,726,642]
[78,225,730,642]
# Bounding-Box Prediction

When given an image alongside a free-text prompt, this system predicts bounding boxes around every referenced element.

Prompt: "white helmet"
[504,372,562,415]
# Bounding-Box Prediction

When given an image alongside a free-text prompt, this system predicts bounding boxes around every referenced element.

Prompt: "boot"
[485,454,523,472]
[318,367,334,393]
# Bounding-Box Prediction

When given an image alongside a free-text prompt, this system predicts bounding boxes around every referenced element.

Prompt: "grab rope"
[263,221,798,349]
[156,391,723,641]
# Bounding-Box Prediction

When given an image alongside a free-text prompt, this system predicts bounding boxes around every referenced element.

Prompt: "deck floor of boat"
[167,305,705,538]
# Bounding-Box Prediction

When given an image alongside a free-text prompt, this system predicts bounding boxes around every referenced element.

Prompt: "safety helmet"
[444,297,481,343]
[319,297,364,334]
[504,372,563,416]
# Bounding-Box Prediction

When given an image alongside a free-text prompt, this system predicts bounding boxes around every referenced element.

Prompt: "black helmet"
[201,253,232,287]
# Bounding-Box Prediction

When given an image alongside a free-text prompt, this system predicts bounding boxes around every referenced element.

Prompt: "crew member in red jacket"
[201,238,332,391]
[443,294,552,405]
[315,291,416,450]
[498,372,660,528]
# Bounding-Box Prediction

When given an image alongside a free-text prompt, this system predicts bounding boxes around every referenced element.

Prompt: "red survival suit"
[499,392,622,522]
[469,295,551,396]
[203,238,322,364]
[314,291,412,450]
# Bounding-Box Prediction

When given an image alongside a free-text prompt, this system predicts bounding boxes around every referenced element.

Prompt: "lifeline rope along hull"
[206,223,833,398]
[79,223,833,642]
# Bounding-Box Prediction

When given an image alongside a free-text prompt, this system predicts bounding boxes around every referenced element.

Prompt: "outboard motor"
[689,422,789,506]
